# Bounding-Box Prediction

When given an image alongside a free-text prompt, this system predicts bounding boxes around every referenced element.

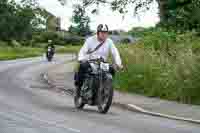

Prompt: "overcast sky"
[39,0,160,31]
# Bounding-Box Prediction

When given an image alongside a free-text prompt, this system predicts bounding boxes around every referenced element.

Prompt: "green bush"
[56,45,81,53]
[11,40,21,47]
[64,36,84,46]
[0,47,43,60]
[0,40,9,47]
[32,31,84,46]
[121,38,131,44]
[114,30,200,105]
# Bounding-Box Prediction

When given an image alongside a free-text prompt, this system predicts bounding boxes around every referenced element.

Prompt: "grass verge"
[0,45,81,61]
[0,47,44,60]
[114,31,200,105]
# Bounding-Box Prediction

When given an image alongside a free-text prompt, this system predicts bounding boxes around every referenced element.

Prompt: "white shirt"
[78,35,122,67]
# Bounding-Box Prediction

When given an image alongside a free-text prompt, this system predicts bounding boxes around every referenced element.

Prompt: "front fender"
[105,73,113,81]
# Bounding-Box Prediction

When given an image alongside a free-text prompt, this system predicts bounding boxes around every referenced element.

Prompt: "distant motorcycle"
[74,57,114,114]
[46,46,54,62]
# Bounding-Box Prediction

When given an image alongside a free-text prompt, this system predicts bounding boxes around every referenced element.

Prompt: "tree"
[0,0,46,41]
[58,0,155,14]
[60,0,200,32]
[156,0,200,32]
[69,4,92,36]
[3,0,199,38]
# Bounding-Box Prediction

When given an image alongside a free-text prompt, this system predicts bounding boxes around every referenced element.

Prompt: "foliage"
[55,45,81,53]
[69,4,92,36]
[0,46,43,60]
[158,0,200,32]
[59,0,200,33]
[114,29,200,105]
[64,35,84,46]
[57,0,200,34]
[32,31,84,46]
[0,0,46,41]
[27,0,200,33]
[128,27,155,37]
[0,45,81,60]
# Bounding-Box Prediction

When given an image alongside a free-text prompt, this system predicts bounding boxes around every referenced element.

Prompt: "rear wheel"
[97,78,113,114]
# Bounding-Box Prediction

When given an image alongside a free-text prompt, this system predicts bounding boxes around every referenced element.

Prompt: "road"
[0,55,199,133]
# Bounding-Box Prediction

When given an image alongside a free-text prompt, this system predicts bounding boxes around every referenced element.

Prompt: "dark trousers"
[74,61,90,87]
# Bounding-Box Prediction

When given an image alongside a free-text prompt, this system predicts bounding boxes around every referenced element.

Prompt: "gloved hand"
[113,64,124,71]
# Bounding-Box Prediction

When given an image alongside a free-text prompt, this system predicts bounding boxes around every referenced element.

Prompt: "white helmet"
[97,24,109,32]
[48,40,52,43]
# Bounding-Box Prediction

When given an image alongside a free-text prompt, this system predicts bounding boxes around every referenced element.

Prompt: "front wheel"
[74,87,85,109]
[46,52,53,62]
[97,78,113,114]
[47,57,52,62]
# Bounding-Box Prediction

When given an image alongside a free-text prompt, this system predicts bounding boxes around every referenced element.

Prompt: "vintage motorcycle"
[46,46,54,62]
[74,57,114,114]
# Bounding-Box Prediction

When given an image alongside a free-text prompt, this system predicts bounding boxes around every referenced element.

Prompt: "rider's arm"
[78,39,90,61]
[109,39,122,67]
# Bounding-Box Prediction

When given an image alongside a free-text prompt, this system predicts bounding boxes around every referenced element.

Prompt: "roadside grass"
[56,45,81,54]
[0,47,44,60]
[0,45,81,61]
[114,32,200,105]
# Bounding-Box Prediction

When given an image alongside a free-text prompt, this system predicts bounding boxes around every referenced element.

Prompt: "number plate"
[100,62,109,71]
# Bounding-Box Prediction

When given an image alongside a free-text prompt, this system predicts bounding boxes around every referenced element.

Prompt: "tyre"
[47,57,52,62]
[74,87,85,109]
[97,78,113,114]
[47,52,53,62]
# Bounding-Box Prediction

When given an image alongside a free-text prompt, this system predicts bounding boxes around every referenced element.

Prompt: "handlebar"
[87,57,106,63]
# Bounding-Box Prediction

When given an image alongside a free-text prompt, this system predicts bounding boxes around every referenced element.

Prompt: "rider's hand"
[113,64,123,71]
[118,65,124,70]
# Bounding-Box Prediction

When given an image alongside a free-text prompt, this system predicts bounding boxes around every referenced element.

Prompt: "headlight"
[100,62,109,71]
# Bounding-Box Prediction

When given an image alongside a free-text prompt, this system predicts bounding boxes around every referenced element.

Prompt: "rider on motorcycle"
[74,24,123,89]
[46,40,55,55]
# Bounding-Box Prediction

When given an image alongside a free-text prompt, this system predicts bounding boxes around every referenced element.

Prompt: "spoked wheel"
[97,79,113,114]
[74,87,85,109]
[47,57,52,62]
[47,54,52,62]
